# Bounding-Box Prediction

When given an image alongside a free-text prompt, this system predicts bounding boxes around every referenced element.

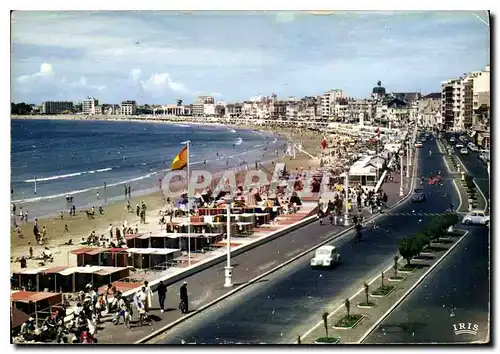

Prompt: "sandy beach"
[10,118,322,273]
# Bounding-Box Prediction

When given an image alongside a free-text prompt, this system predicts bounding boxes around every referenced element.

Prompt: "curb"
[357,229,470,343]
[452,180,464,212]
[139,140,418,344]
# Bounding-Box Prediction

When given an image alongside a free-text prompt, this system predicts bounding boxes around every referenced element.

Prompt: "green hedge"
[398,214,459,265]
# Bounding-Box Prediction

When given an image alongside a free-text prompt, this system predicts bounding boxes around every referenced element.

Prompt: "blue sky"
[11,11,489,104]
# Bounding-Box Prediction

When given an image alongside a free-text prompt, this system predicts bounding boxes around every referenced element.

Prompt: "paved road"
[363,224,489,344]
[156,137,461,344]
[444,132,489,201]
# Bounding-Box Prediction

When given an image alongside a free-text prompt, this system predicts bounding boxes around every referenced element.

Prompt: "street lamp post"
[399,152,404,196]
[344,170,350,226]
[406,144,410,178]
[224,197,233,288]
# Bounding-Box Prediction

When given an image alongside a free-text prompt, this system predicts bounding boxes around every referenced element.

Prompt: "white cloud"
[139,72,188,95]
[17,62,54,83]
[275,12,296,23]
[130,68,142,81]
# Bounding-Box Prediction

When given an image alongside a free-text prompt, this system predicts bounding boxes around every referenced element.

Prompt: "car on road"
[415,141,423,148]
[455,143,465,149]
[411,188,426,203]
[310,245,340,268]
[450,136,456,142]
[468,143,479,152]
[460,147,469,155]
[462,211,490,227]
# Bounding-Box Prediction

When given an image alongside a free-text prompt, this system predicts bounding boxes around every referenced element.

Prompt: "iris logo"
[453,322,479,336]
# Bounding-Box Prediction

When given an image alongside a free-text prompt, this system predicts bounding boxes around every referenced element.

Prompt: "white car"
[310,245,341,268]
[455,143,465,148]
[468,143,479,152]
[415,141,423,148]
[460,147,469,155]
[462,211,490,227]
[450,137,456,142]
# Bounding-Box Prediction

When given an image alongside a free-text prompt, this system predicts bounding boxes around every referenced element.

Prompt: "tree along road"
[155,138,461,344]
[362,223,489,344]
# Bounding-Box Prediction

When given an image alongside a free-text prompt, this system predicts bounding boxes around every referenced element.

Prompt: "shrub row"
[398,214,459,265]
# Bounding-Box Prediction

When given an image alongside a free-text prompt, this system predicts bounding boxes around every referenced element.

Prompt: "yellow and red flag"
[171,146,188,171]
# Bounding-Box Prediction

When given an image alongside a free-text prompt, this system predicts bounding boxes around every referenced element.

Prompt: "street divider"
[357,229,470,343]
[138,143,419,344]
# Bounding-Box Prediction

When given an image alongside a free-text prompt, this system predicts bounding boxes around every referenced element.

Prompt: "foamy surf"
[24,167,113,183]
[235,138,243,145]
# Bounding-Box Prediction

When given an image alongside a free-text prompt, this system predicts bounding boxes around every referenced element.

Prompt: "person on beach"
[127,185,131,198]
[19,207,24,221]
[33,223,40,243]
[12,204,16,216]
[136,204,140,217]
[126,200,131,212]
[71,204,76,216]
[96,191,100,200]
[60,210,64,220]
[24,211,28,223]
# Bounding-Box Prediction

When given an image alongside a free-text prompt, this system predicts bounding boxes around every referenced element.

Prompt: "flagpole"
[186,141,191,267]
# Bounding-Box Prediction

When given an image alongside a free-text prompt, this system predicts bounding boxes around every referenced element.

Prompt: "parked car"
[462,211,490,227]
[468,143,479,152]
[310,245,341,268]
[460,147,469,155]
[411,188,426,203]
[415,141,423,148]
[450,136,456,142]
[455,143,465,148]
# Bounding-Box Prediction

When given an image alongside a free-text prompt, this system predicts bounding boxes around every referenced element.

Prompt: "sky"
[11,11,490,105]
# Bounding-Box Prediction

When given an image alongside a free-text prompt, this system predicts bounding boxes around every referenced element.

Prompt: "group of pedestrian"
[137,201,147,223]
[124,185,132,199]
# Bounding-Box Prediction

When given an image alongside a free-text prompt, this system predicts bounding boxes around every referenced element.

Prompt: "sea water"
[11,119,285,219]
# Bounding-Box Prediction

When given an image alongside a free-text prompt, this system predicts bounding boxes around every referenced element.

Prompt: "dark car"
[411,188,426,203]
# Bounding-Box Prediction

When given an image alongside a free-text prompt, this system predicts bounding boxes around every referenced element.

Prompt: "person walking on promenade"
[143,281,153,312]
[157,280,167,313]
[179,282,189,314]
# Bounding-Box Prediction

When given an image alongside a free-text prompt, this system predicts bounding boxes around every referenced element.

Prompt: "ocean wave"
[23,167,113,183]
[176,124,190,128]
[13,171,158,204]
[13,139,285,204]
[230,129,236,133]
[235,138,243,145]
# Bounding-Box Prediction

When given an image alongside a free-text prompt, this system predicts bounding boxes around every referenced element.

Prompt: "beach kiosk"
[347,156,378,189]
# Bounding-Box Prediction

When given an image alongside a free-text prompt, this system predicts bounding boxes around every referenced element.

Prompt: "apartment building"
[348,99,372,124]
[470,65,490,110]
[441,74,474,131]
[321,89,344,117]
[418,93,441,127]
[40,101,73,114]
[120,100,137,115]
[82,97,98,115]
[225,103,243,118]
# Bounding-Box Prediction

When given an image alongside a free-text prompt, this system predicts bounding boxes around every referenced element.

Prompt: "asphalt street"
[156,136,461,344]
[444,132,489,201]
[361,133,491,344]
[362,223,489,344]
